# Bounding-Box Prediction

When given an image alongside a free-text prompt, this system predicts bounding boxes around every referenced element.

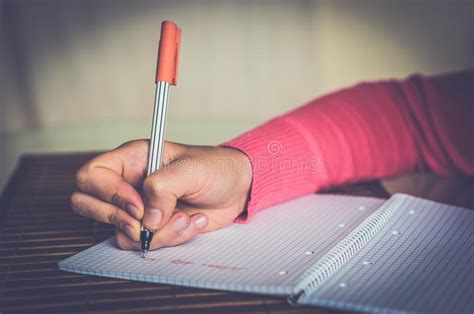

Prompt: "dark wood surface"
[0,153,390,313]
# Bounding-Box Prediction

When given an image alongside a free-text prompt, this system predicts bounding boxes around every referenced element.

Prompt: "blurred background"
[1,0,473,192]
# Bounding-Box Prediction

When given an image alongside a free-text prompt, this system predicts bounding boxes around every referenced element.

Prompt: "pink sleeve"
[221,70,474,222]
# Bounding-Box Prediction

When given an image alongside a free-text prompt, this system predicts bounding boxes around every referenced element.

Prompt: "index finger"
[74,140,149,218]
[75,165,144,220]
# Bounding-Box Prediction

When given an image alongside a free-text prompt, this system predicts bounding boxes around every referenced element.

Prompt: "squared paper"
[299,194,474,313]
[59,194,384,295]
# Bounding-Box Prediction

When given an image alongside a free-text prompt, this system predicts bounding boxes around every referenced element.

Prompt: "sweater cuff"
[220,117,327,223]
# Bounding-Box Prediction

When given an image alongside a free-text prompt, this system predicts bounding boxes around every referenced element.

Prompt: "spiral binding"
[291,194,405,301]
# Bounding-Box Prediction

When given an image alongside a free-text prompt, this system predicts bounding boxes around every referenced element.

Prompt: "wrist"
[221,146,253,217]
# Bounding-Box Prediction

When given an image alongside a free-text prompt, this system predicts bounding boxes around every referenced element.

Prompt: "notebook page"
[298,194,474,313]
[59,194,384,295]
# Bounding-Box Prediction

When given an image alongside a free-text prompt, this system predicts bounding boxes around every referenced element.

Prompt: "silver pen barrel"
[147,81,170,176]
[141,81,170,258]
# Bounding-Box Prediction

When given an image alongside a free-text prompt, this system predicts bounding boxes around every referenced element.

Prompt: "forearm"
[223,70,474,220]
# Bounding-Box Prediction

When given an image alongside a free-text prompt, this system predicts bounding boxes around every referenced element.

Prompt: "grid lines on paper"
[59,194,385,295]
[300,194,474,313]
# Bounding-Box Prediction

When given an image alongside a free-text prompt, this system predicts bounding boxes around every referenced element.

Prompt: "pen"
[141,21,181,258]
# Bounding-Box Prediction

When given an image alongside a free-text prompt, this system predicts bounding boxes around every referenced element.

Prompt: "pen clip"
[155,20,181,85]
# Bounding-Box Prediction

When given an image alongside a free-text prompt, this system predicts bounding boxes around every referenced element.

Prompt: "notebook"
[58,194,474,313]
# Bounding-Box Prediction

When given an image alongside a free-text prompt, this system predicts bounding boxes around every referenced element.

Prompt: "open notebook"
[59,194,473,313]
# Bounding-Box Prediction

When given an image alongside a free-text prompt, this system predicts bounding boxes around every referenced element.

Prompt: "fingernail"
[194,216,208,229]
[173,216,189,234]
[126,204,140,219]
[146,208,162,228]
[124,224,136,240]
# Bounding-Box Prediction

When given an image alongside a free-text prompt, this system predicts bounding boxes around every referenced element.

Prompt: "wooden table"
[1,153,469,313]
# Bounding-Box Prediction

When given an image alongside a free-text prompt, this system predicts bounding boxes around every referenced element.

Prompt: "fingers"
[71,191,141,241]
[90,140,149,187]
[114,212,209,251]
[141,159,197,230]
[165,213,209,247]
[176,201,240,233]
[74,140,189,223]
[75,165,144,220]
[72,140,204,253]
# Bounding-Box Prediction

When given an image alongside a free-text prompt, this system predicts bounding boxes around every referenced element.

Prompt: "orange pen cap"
[155,21,181,85]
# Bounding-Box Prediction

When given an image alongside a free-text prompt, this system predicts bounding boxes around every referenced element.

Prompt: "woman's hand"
[71,139,252,251]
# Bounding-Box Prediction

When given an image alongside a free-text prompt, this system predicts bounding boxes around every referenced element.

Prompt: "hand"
[71,140,252,251]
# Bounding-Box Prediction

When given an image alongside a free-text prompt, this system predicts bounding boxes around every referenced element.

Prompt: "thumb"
[141,153,196,231]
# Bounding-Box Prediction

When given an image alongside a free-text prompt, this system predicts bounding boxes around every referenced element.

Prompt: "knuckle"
[107,209,117,225]
[74,165,91,191]
[70,192,84,215]
[115,139,141,150]
[74,158,102,191]
[115,141,132,150]
[111,192,124,208]
[143,177,167,197]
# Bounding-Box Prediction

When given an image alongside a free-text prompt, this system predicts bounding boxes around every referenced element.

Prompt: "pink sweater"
[222,70,474,222]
